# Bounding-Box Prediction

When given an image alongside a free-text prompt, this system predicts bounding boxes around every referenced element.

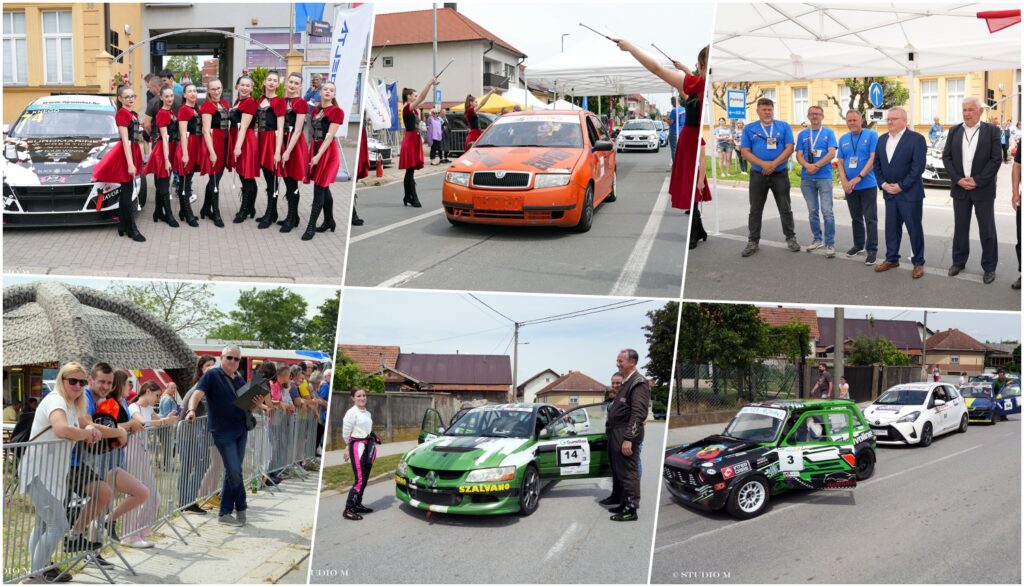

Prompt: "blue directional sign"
[152,40,167,56]
[434,89,442,106]
[726,89,747,119]
[868,82,884,108]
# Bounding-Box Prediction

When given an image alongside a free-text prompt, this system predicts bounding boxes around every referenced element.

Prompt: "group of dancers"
[91,70,345,243]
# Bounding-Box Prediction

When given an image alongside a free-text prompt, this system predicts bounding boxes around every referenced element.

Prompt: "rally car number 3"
[557,438,590,475]
[777,447,803,472]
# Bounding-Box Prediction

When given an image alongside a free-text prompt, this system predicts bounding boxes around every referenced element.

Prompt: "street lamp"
[561,33,570,53]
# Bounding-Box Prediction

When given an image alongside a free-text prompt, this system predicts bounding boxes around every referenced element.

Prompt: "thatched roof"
[3,281,196,390]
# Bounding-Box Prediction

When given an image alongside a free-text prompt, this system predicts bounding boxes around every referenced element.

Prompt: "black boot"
[352,204,364,226]
[209,190,225,228]
[258,194,279,229]
[163,191,180,227]
[178,186,199,227]
[280,192,299,233]
[156,180,179,228]
[200,181,213,219]
[301,187,325,241]
[316,191,335,232]
[233,182,252,224]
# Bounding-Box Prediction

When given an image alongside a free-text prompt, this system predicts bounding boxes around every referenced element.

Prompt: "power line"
[519,299,647,326]
[522,300,656,327]
[460,294,508,327]
[468,293,516,323]
[399,325,509,348]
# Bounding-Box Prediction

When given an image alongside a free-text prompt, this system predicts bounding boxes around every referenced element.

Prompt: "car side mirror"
[933,399,946,407]
[538,427,551,439]
[610,130,620,138]
[592,140,613,152]
[437,426,445,434]
[1,124,8,136]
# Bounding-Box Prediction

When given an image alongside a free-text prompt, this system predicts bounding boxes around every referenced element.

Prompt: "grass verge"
[320,453,403,492]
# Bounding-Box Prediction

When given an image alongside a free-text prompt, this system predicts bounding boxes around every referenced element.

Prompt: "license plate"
[477,195,521,211]
[873,429,888,437]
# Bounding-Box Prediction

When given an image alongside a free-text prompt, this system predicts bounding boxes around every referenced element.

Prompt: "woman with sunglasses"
[143,85,183,227]
[305,81,345,240]
[92,85,146,242]
[198,78,230,227]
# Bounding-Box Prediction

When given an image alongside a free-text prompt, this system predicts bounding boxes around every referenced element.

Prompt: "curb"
[358,168,446,189]
[269,551,311,585]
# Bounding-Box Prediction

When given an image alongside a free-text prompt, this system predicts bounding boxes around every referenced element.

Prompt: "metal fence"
[371,128,472,163]
[2,410,319,583]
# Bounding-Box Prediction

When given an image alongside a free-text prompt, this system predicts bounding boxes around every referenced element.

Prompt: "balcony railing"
[482,72,509,90]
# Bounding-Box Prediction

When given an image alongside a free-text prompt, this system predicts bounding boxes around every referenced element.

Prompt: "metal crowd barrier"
[1,410,321,583]
[372,128,471,160]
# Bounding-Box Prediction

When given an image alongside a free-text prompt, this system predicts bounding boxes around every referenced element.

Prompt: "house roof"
[516,368,560,392]
[535,371,608,396]
[339,344,401,374]
[372,8,525,57]
[3,281,197,391]
[926,329,989,352]
[759,307,820,339]
[395,353,512,385]
[986,342,1019,355]
[817,318,923,351]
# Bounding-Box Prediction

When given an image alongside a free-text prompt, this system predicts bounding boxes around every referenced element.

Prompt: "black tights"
[404,168,416,199]
[283,177,298,200]
[262,167,278,196]
[118,182,134,229]
[155,176,170,199]
[206,170,223,198]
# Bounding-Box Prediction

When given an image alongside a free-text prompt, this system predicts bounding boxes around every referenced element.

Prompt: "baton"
[579,22,615,41]
[369,41,390,67]
[651,43,675,63]
[435,58,456,79]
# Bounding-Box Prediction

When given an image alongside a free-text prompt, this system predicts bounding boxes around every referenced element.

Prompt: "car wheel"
[958,413,969,432]
[990,411,997,426]
[855,448,875,481]
[446,214,464,227]
[517,465,540,516]
[654,145,660,153]
[573,184,594,233]
[919,422,933,447]
[725,475,769,520]
[604,172,617,203]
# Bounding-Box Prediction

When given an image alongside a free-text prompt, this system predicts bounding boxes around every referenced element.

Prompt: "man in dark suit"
[873,107,928,279]
[605,349,650,522]
[942,96,1002,283]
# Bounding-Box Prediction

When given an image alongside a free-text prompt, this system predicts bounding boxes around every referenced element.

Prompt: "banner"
[364,79,393,131]
[294,3,326,33]
[327,4,373,138]
[387,82,400,132]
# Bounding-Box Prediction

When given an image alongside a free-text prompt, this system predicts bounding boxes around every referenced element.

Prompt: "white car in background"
[863,382,968,447]
[616,119,660,153]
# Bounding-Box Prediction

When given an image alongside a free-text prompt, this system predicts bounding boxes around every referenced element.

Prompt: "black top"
[211,102,229,131]
[185,111,202,135]
[403,106,418,132]
[256,99,278,132]
[163,109,180,143]
[684,95,702,129]
[126,113,139,143]
[284,98,300,130]
[467,109,479,130]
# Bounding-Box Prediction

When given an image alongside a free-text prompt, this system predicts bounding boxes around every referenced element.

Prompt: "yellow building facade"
[3,2,143,123]
[928,351,986,376]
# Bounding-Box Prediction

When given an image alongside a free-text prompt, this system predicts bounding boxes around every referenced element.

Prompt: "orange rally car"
[442,110,617,232]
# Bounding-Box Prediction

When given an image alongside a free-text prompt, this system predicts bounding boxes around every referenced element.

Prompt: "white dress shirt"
[960,121,981,178]
[885,128,906,163]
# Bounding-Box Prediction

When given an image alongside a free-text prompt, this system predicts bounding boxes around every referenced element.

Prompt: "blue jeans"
[801,178,835,246]
[669,134,678,160]
[213,430,248,517]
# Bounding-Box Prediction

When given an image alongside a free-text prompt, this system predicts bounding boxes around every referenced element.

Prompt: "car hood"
[450,146,583,173]
[404,435,534,471]
[4,136,112,185]
[964,396,994,409]
[620,129,657,136]
[863,403,922,422]
[665,435,765,470]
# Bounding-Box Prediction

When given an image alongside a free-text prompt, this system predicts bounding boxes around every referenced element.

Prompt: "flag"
[326,4,373,138]
[295,3,326,33]
[977,10,1020,33]
[387,82,400,132]
[582,96,589,112]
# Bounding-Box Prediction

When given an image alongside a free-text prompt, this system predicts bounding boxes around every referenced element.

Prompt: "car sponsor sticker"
[458,482,511,494]
[556,438,590,475]
[738,406,787,419]
[494,114,580,126]
[854,430,874,444]
[873,428,888,437]
[777,447,803,472]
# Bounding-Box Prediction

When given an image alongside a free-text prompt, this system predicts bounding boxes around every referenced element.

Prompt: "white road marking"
[543,521,582,563]
[349,208,444,243]
[610,176,672,297]
[375,271,423,288]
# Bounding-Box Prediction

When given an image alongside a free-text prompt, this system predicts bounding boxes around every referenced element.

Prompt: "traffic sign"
[868,82,884,108]
[434,89,442,106]
[726,89,747,120]
[152,40,167,56]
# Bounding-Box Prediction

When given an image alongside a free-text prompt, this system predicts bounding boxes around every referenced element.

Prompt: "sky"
[374,1,717,113]
[337,288,669,384]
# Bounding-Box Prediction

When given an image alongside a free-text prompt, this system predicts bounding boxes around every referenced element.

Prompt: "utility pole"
[289,2,295,54]
[834,307,844,392]
[511,322,520,403]
[432,4,438,105]
[922,310,928,379]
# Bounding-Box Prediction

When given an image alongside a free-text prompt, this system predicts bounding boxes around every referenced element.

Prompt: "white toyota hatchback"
[863,382,968,447]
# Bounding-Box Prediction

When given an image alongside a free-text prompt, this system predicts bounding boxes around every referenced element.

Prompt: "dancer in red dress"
[229,76,260,223]
[278,72,310,233]
[398,76,437,208]
[463,88,497,147]
[174,83,202,227]
[616,41,711,249]
[198,78,229,227]
[255,71,286,229]
[304,81,345,241]
[92,85,145,242]
[142,86,182,227]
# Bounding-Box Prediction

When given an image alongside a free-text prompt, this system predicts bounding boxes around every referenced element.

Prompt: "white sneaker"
[825,246,836,258]
[806,240,824,252]
[122,538,155,549]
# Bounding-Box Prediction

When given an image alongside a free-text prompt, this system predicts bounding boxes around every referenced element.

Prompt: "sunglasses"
[222,355,241,362]
[64,377,88,387]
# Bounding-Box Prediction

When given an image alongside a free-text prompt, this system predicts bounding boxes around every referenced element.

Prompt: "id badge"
[848,156,858,168]
[767,137,778,150]
[813,149,823,158]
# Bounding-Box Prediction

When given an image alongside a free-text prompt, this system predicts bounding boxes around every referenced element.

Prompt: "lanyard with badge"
[807,128,824,162]
[761,122,777,150]
[848,132,862,168]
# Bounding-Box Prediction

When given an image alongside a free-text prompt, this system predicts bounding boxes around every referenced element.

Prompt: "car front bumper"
[442,182,584,227]
[395,473,523,515]
[869,420,922,444]
[4,180,137,227]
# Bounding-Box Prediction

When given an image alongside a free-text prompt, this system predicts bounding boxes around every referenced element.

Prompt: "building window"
[761,88,776,105]
[504,63,515,82]
[838,84,853,116]
[950,355,960,365]
[919,80,938,124]
[3,11,27,84]
[382,56,393,68]
[793,87,809,122]
[42,10,73,84]
[946,78,965,124]
[568,396,579,407]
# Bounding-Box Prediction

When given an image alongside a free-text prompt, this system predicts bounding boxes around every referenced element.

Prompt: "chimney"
[444,2,457,10]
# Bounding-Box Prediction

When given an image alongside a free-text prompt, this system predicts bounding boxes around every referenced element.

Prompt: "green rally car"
[395,402,612,516]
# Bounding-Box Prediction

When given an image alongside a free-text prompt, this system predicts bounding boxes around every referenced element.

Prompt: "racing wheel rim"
[736,479,766,513]
[521,468,539,511]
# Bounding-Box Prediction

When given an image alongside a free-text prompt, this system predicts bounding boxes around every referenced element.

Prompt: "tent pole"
[907,68,916,131]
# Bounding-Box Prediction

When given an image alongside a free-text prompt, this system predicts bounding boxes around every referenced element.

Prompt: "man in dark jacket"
[605,349,650,522]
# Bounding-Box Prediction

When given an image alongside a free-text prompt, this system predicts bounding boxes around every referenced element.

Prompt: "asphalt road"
[309,422,666,584]
[685,163,1020,311]
[344,151,688,298]
[651,418,1021,583]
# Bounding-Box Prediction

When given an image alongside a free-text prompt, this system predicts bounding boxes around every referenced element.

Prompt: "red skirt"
[259,129,280,171]
[466,128,483,146]
[398,131,424,170]
[92,141,143,184]
[669,125,713,211]
[174,135,204,175]
[199,129,228,176]
[357,127,370,180]
[310,139,339,188]
[228,129,260,179]
[281,134,310,182]
[143,140,181,179]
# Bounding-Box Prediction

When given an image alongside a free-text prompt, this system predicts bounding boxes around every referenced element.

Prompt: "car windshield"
[723,407,786,442]
[623,120,656,131]
[875,388,928,405]
[1002,383,1020,397]
[11,107,116,138]
[475,116,583,148]
[444,408,535,438]
[959,385,993,398]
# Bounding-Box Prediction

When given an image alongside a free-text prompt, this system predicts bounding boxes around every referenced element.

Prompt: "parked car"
[922,130,950,188]
[616,119,660,153]
[996,380,1021,418]
[443,111,498,156]
[863,382,968,446]
[365,134,393,167]
[442,111,616,232]
[960,383,1001,424]
[396,402,610,516]
[662,400,875,519]
[3,94,146,227]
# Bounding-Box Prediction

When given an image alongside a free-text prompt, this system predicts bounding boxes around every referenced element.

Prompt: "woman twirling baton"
[255,71,287,229]
[398,76,437,208]
[229,76,260,223]
[174,83,202,227]
[278,72,311,233]
[92,84,145,242]
[464,88,497,147]
[142,85,182,227]
[198,78,229,227]
[304,81,345,240]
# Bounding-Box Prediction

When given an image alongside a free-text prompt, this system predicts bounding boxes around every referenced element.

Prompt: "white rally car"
[863,382,968,447]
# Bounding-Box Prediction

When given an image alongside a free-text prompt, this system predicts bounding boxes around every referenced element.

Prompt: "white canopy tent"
[501,88,549,110]
[704,2,1021,233]
[545,99,583,111]
[526,37,679,95]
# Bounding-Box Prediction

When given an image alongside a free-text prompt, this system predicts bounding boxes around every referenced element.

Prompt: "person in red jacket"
[142,85,182,227]
[229,75,260,223]
[255,71,286,229]
[304,81,345,240]
[92,85,145,242]
[398,76,437,208]
[174,83,202,227]
[278,72,311,233]
[198,78,230,227]
[463,88,496,147]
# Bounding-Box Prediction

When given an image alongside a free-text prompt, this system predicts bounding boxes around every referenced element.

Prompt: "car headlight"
[465,466,516,483]
[445,171,470,186]
[396,460,408,477]
[896,411,921,423]
[534,174,571,189]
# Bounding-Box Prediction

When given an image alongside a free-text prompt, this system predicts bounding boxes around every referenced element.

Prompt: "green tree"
[165,55,201,86]
[825,77,910,129]
[108,281,224,337]
[642,302,678,385]
[304,294,340,353]
[207,287,308,348]
[250,66,286,99]
[333,351,385,394]
[847,335,912,366]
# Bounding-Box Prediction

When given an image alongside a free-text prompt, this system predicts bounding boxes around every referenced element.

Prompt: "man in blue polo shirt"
[795,105,839,258]
[667,96,685,160]
[835,110,880,265]
[739,98,800,257]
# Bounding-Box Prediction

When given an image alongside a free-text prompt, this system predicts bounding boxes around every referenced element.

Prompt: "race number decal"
[557,438,590,475]
[777,447,803,472]
[1004,399,1014,410]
